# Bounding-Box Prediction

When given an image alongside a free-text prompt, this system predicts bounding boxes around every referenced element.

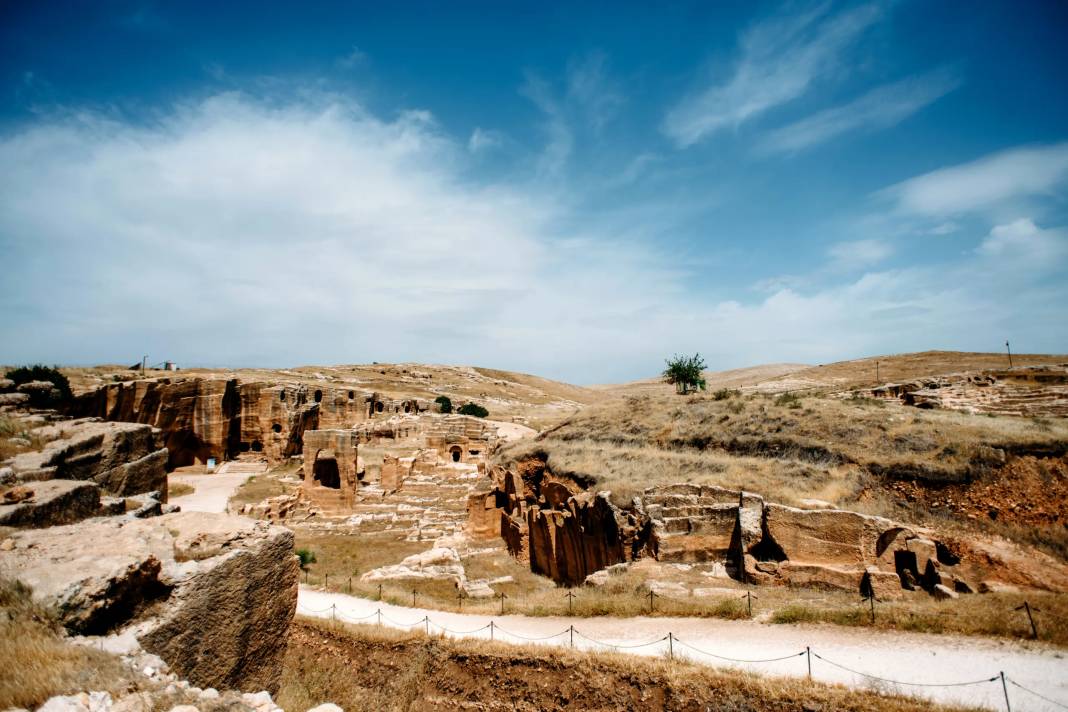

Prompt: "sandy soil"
[487,419,538,442]
[299,587,1068,711]
[168,470,259,513]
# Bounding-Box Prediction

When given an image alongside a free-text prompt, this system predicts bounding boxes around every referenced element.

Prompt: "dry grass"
[167,481,195,498]
[0,415,49,462]
[497,391,1068,550]
[0,578,136,709]
[227,463,300,510]
[279,616,981,712]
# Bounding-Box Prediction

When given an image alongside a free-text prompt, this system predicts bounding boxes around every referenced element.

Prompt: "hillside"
[60,362,600,429]
[498,386,1068,561]
[755,350,1068,393]
[592,362,810,397]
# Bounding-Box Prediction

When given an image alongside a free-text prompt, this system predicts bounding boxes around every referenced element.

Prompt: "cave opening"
[250,440,263,453]
[313,454,341,489]
[450,446,462,463]
[272,423,282,433]
[314,390,323,403]
[375,402,384,413]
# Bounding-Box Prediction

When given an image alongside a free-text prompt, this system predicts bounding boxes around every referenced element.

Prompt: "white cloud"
[977,218,1068,267]
[1,92,1065,382]
[467,127,503,153]
[827,238,893,270]
[662,2,882,147]
[566,50,624,132]
[881,142,1068,216]
[759,68,960,155]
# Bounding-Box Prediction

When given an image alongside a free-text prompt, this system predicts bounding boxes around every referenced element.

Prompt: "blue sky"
[1,1,1067,383]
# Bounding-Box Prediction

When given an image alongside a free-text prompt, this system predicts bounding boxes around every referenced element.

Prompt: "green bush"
[773,391,803,408]
[457,402,489,418]
[4,365,72,407]
[662,353,707,394]
[296,548,317,570]
[434,395,453,414]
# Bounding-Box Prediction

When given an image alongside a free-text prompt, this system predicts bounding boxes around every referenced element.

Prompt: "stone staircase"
[643,485,741,563]
[215,459,269,476]
[324,461,488,541]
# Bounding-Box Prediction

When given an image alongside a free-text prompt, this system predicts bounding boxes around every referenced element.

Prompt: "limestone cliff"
[70,377,424,468]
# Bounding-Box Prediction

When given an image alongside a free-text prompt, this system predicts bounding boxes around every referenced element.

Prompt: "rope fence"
[296,601,1067,710]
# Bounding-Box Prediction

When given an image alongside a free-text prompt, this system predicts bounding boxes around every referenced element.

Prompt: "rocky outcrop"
[6,420,167,497]
[527,492,628,586]
[70,377,428,468]
[0,479,101,527]
[0,512,299,694]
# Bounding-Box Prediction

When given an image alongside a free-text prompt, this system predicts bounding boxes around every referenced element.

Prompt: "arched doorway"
[313,450,341,489]
[449,446,463,463]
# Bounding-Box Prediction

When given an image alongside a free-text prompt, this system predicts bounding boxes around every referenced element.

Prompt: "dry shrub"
[0,578,134,709]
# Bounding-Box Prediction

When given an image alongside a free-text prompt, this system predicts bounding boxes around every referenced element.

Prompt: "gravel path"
[168,472,255,513]
[299,587,1068,711]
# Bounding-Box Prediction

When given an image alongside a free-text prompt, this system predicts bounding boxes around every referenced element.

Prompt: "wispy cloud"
[977,218,1068,268]
[880,142,1068,216]
[827,238,893,271]
[566,50,624,133]
[467,127,504,154]
[520,72,573,176]
[759,68,961,155]
[662,2,883,147]
[337,46,368,69]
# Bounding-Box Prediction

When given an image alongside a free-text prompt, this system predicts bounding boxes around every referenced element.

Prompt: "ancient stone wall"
[301,429,360,511]
[71,377,380,467]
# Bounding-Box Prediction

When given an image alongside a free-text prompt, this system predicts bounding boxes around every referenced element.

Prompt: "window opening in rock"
[272,423,282,433]
[250,440,263,452]
[314,390,323,403]
[313,455,341,489]
[375,402,384,413]
[348,390,355,400]
[450,446,462,463]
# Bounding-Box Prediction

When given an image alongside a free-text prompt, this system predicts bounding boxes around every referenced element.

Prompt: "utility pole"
[876,360,880,383]
[141,355,148,377]
[1005,341,1013,368]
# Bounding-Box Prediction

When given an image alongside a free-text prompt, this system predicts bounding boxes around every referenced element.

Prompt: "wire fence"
[298,601,1067,711]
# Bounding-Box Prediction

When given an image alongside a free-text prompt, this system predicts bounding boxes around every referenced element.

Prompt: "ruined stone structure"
[301,429,360,513]
[70,377,435,468]
[863,365,1068,416]
[423,414,498,464]
[483,471,1068,595]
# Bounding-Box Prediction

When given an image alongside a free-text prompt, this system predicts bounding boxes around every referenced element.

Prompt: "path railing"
[296,602,1067,712]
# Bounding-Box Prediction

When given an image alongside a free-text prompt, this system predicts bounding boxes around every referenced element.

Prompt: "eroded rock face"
[0,512,298,694]
[7,420,167,498]
[70,377,426,468]
[0,479,101,528]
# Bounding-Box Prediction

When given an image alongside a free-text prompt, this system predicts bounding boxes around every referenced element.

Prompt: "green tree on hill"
[662,353,707,394]
[435,395,453,413]
[457,402,489,418]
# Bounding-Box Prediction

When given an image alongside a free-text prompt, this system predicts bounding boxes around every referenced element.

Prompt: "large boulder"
[8,420,168,497]
[0,512,298,694]
[0,479,101,528]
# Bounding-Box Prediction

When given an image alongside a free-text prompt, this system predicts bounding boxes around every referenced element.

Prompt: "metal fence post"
[806,646,812,679]
[1000,671,1011,712]
[668,632,674,661]
[489,620,495,642]
[569,624,574,649]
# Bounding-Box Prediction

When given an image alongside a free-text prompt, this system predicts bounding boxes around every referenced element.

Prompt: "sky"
[1,1,1067,384]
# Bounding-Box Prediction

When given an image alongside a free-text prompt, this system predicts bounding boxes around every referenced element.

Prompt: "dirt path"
[299,587,1068,711]
[168,471,257,513]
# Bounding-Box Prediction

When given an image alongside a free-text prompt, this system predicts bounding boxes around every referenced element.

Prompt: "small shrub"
[774,392,803,408]
[434,395,453,414]
[4,364,72,407]
[712,388,740,401]
[296,548,317,570]
[457,403,489,418]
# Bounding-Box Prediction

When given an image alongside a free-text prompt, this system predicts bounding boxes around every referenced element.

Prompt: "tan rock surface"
[0,512,298,694]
